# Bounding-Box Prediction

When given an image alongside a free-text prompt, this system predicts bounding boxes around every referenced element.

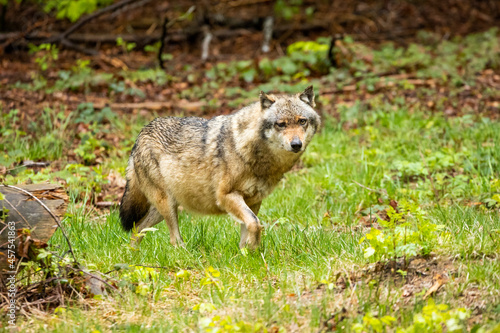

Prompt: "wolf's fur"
[119,86,320,249]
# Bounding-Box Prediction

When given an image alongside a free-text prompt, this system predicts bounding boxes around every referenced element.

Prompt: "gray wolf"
[119,86,320,249]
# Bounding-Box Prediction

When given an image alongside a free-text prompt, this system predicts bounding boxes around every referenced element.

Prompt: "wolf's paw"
[129,236,142,251]
[170,238,186,248]
[245,224,262,250]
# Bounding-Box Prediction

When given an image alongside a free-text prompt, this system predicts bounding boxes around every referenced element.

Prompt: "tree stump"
[0,184,68,273]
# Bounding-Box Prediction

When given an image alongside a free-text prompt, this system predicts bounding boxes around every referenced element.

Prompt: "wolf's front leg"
[217,192,263,250]
[239,202,262,248]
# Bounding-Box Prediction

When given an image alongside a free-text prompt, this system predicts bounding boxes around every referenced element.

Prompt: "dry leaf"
[423,273,448,299]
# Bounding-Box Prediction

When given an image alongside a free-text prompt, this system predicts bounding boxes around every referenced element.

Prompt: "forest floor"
[0,21,500,332]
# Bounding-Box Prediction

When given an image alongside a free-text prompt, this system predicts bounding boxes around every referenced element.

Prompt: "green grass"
[7,103,497,332]
[2,29,500,332]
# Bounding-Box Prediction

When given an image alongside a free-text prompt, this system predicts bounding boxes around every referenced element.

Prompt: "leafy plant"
[74,134,105,165]
[286,39,330,74]
[74,103,117,124]
[352,312,396,333]
[352,299,469,333]
[116,37,136,53]
[484,178,500,208]
[274,0,302,20]
[359,200,444,262]
[116,265,159,296]
[43,0,113,22]
[398,299,469,333]
[200,266,224,291]
[54,59,114,92]
[29,43,59,71]
[198,315,268,333]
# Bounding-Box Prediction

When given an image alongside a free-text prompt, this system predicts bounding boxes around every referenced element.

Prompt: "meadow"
[1,28,500,332]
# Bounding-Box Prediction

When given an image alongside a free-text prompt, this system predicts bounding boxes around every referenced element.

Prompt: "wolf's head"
[259,86,321,154]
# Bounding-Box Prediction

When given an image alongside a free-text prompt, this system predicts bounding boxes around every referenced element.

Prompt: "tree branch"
[44,0,154,48]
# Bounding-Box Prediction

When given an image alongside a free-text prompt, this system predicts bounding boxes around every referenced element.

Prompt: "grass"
[4,103,498,332]
[2,30,500,332]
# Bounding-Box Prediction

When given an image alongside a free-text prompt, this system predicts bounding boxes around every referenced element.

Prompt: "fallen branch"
[2,20,326,47]
[321,73,435,95]
[93,100,207,111]
[46,0,149,44]
[43,0,154,53]
[0,18,51,55]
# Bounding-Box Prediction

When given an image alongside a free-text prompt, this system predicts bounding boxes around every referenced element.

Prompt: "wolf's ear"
[299,85,315,107]
[260,91,275,109]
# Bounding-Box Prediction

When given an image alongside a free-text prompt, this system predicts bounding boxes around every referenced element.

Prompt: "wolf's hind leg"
[154,194,183,247]
[131,206,163,248]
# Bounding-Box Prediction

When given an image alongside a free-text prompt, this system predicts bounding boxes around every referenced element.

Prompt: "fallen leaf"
[423,273,448,299]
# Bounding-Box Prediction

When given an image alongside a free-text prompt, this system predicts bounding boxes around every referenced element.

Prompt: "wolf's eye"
[299,119,307,125]
[276,122,286,128]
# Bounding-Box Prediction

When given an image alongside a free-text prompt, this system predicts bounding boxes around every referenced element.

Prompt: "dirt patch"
[284,254,498,331]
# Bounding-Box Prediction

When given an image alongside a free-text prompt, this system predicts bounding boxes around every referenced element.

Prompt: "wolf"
[119,86,320,249]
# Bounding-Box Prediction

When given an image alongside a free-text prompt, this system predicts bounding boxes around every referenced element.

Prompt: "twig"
[352,180,387,194]
[4,185,77,264]
[327,34,343,67]
[201,25,212,62]
[158,16,169,69]
[71,266,119,293]
[2,196,32,229]
[158,6,195,69]
[261,16,273,53]
[109,0,153,19]
[45,0,151,44]
[60,38,98,56]
[131,264,173,270]
[41,0,153,54]
[0,18,50,54]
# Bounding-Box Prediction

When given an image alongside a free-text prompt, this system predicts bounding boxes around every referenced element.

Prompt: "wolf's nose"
[290,138,302,152]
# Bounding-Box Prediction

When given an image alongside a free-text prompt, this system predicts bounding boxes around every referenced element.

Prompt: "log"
[0,184,68,273]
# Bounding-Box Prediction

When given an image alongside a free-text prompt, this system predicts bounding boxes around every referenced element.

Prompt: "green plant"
[274,0,302,20]
[398,299,470,333]
[359,200,444,261]
[484,179,500,208]
[352,299,469,333]
[74,103,117,124]
[116,37,136,53]
[117,265,159,296]
[352,312,396,333]
[0,107,72,167]
[198,315,268,333]
[55,63,114,93]
[43,0,113,22]
[74,133,107,165]
[29,43,59,71]
[286,39,330,74]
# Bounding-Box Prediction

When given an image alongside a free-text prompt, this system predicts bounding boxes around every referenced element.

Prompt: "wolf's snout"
[290,138,302,152]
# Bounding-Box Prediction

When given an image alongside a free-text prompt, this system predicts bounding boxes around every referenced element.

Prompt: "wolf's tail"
[119,175,150,232]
